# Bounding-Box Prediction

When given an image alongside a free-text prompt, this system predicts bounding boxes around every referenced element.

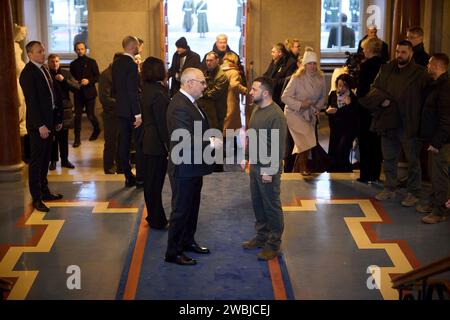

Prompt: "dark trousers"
[166,175,203,258]
[284,130,296,173]
[28,130,53,201]
[328,128,356,172]
[358,129,382,181]
[117,117,143,180]
[249,167,284,251]
[103,111,119,171]
[21,134,31,163]
[426,144,450,216]
[143,154,168,228]
[51,128,69,162]
[381,128,422,195]
[74,95,99,140]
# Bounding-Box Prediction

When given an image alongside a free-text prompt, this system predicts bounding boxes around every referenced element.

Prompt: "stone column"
[0,0,25,182]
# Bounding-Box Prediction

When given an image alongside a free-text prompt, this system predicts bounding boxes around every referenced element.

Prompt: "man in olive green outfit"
[241,76,287,260]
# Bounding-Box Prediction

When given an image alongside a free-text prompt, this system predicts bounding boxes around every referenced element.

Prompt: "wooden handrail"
[392,256,450,289]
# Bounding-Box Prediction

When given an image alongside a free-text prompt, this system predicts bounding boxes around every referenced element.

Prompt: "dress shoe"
[104,168,116,174]
[73,140,81,148]
[145,217,169,230]
[89,129,101,141]
[61,159,75,169]
[256,247,280,261]
[165,254,197,266]
[33,200,49,212]
[49,161,56,171]
[42,192,63,201]
[125,176,136,187]
[183,243,210,254]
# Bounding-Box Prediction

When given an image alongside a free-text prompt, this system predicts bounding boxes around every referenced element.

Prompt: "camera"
[344,51,364,85]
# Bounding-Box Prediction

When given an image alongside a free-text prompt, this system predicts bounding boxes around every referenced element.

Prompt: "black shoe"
[73,140,81,148]
[33,200,49,212]
[61,160,75,169]
[42,192,63,201]
[104,168,116,174]
[49,161,56,171]
[89,129,101,141]
[183,243,210,254]
[135,180,144,189]
[165,254,197,265]
[125,175,136,187]
[356,178,369,184]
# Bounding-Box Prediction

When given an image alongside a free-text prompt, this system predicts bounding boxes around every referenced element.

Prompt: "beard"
[397,58,410,66]
[252,96,262,105]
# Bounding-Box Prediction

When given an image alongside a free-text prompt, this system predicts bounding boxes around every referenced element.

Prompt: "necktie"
[41,65,56,108]
[193,101,205,119]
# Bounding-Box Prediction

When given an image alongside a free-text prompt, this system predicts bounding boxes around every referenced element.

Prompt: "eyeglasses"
[189,79,207,86]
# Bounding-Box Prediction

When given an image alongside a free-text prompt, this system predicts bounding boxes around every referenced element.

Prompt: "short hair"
[273,43,289,57]
[223,52,238,65]
[367,24,378,31]
[285,38,300,51]
[206,51,219,59]
[141,57,166,83]
[25,40,42,53]
[397,40,413,49]
[336,73,356,90]
[47,53,60,61]
[408,26,424,37]
[340,13,348,23]
[253,76,274,96]
[216,34,228,41]
[122,35,139,49]
[361,37,383,56]
[73,41,86,51]
[431,53,449,69]
[180,67,202,84]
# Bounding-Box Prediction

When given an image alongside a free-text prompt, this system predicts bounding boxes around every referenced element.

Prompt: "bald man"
[165,68,214,265]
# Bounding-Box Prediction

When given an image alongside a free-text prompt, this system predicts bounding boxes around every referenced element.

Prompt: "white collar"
[180,88,196,104]
[123,52,136,61]
[31,60,44,69]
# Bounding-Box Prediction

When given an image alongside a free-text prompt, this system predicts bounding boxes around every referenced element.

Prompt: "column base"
[0,162,25,182]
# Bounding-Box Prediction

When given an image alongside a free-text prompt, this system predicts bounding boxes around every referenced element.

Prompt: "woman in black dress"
[326,73,359,172]
[141,57,170,229]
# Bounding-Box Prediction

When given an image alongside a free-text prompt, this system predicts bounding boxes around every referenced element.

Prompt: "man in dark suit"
[112,36,143,187]
[70,41,100,147]
[327,13,356,49]
[168,37,201,97]
[357,25,390,63]
[19,41,64,212]
[165,68,214,265]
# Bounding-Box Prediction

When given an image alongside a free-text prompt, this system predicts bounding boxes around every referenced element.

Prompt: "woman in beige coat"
[281,49,326,175]
[221,52,247,152]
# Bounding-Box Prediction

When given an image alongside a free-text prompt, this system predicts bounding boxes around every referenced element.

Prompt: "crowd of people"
[16,24,449,265]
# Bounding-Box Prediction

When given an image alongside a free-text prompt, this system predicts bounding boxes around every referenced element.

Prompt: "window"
[321,0,362,54]
[47,0,88,54]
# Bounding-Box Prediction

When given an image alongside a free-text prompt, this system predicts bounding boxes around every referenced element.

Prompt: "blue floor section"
[135,172,286,300]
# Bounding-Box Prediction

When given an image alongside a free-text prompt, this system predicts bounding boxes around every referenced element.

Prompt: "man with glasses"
[165,68,214,265]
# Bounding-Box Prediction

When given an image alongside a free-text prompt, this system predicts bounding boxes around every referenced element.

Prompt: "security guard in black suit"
[19,41,64,212]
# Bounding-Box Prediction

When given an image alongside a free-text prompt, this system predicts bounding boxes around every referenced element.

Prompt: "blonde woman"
[281,49,326,175]
[221,52,246,138]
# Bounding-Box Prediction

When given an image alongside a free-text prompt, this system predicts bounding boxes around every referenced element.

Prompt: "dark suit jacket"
[112,54,141,119]
[168,48,201,96]
[141,82,170,156]
[167,91,214,178]
[328,25,355,48]
[19,62,63,132]
[263,55,297,107]
[69,55,99,100]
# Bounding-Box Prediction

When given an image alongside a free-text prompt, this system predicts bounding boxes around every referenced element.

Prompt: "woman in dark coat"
[141,57,170,229]
[356,37,385,183]
[326,73,359,172]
